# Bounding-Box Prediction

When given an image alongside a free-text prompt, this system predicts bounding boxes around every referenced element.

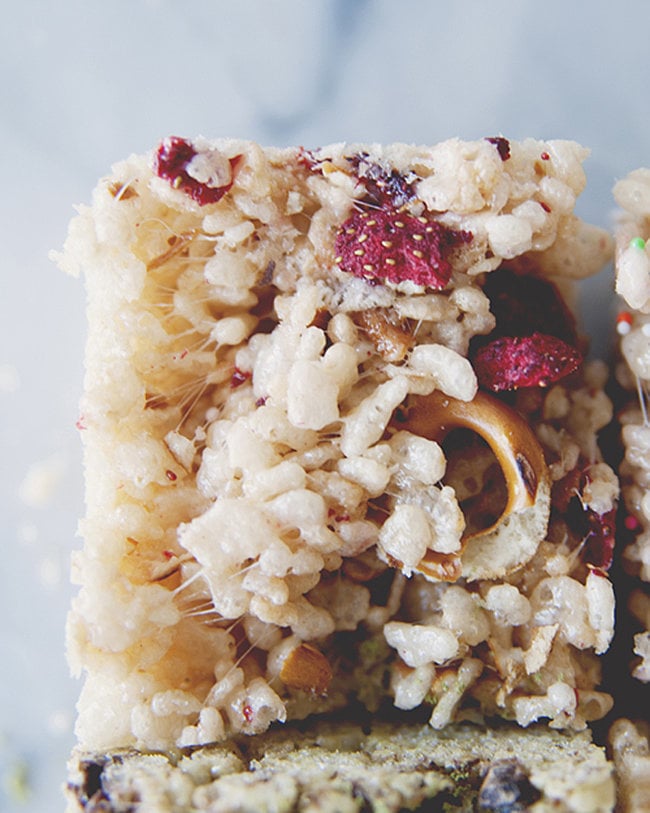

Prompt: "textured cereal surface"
[56,136,617,752]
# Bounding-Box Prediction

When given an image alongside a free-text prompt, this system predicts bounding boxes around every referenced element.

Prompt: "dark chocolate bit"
[478,759,540,811]
[67,759,112,811]
[82,760,105,800]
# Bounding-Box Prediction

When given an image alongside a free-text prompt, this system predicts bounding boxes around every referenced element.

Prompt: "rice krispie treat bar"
[56,136,617,756]
[613,168,650,683]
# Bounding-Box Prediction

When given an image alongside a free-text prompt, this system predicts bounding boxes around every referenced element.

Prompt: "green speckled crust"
[65,719,615,813]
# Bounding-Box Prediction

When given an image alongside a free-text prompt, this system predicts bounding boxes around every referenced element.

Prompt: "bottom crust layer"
[66,716,618,813]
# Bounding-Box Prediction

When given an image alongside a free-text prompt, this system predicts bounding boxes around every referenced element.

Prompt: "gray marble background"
[2,1,649,809]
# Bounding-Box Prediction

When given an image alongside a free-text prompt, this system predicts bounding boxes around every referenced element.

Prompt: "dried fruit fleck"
[485,136,511,161]
[474,332,582,391]
[154,136,240,206]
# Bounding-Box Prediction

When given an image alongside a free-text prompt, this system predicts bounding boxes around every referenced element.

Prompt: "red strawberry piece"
[473,332,582,391]
[154,136,241,206]
[335,210,472,288]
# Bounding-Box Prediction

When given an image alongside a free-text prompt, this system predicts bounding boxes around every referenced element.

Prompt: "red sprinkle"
[616,311,633,336]
[335,210,472,288]
[539,201,552,213]
[162,550,175,560]
[154,136,241,206]
[474,332,582,391]
[540,152,550,161]
[75,416,87,431]
[624,514,640,531]
[165,469,177,481]
[243,704,254,722]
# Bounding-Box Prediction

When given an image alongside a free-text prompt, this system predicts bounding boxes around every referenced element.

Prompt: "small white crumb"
[18,455,66,508]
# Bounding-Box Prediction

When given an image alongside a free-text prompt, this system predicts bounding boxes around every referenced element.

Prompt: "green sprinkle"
[630,237,646,251]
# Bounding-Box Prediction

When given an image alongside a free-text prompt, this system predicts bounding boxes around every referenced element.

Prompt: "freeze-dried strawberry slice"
[474,332,582,391]
[335,210,472,288]
[154,136,241,206]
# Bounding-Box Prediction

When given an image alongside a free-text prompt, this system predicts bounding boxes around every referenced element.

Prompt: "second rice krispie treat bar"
[613,168,650,683]
[56,135,617,755]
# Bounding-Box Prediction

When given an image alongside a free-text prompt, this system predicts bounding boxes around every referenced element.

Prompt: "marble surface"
[2,1,649,809]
